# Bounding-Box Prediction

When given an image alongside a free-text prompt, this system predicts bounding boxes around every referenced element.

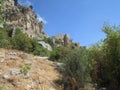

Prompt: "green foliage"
[0,87,4,90]
[55,39,62,44]
[10,28,50,56]
[32,45,50,56]
[0,24,50,56]
[88,44,105,88]
[49,46,70,61]
[61,47,90,89]
[0,0,4,5]
[20,64,31,75]
[90,25,120,90]
[0,18,3,24]
[28,38,38,52]
[49,48,62,61]
[11,29,32,52]
[0,28,11,48]
[43,38,53,46]
[4,24,13,37]
[102,26,120,89]
[0,0,5,15]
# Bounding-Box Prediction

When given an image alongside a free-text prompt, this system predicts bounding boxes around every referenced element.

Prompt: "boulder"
[38,41,52,51]
[56,62,65,68]
[3,74,9,79]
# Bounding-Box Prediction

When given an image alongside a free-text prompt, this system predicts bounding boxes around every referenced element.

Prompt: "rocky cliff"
[1,0,47,40]
[0,0,80,49]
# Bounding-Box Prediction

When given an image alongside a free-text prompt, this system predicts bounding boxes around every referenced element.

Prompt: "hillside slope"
[0,49,61,90]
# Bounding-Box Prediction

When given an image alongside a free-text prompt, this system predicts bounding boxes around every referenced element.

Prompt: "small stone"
[3,74,9,79]
[0,59,4,62]
[11,69,20,75]
[56,63,65,68]
[24,73,30,79]
[10,57,16,60]
[8,52,17,55]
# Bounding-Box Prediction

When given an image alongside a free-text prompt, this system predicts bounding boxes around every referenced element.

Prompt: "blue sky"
[18,0,120,46]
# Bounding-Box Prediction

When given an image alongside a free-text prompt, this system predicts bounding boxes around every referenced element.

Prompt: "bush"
[43,38,53,46]
[49,48,62,61]
[61,47,90,89]
[11,29,32,52]
[0,28,11,48]
[32,45,50,56]
[49,47,70,61]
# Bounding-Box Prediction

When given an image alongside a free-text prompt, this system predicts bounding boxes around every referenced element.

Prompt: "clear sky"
[18,0,120,46]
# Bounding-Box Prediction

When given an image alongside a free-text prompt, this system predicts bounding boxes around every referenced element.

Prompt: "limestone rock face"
[63,34,70,46]
[1,0,48,40]
[51,34,72,47]
[51,33,80,48]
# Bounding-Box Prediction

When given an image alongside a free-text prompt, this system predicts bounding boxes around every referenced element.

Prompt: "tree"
[91,25,120,90]
[102,25,120,90]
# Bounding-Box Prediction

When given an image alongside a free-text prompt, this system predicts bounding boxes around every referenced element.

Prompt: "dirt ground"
[0,49,62,90]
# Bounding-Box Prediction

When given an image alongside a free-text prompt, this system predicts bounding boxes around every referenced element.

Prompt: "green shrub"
[49,48,62,61]
[11,29,32,52]
[32,45,50,56]
[61,48,90,89]
[55,39,62,44]
[20,64,31,75]
[0,28,11,48]
[43,38,53,46]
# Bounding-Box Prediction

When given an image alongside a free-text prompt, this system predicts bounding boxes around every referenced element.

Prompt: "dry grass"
[0,48,61,90]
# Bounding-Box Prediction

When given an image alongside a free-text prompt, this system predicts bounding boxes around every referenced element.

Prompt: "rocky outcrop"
[51,33,80,48]
[51,34,72,47]
[1,0,48,40]
[63,34,71,46]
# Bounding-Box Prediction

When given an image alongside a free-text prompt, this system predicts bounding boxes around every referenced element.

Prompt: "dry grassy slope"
[0,49,61,90]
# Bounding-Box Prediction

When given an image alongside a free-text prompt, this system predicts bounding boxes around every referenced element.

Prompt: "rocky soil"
[0,48,61,90]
